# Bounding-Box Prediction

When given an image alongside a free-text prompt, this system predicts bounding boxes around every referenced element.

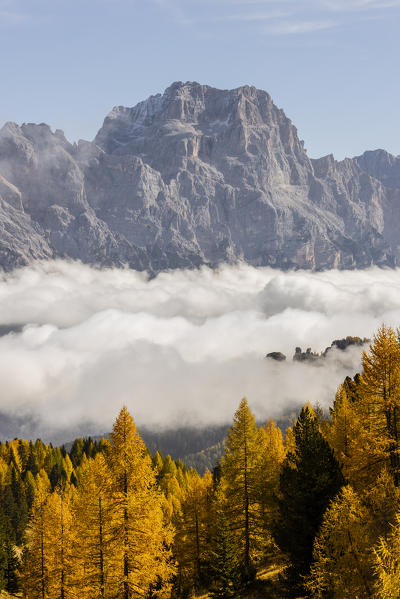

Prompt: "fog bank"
[0,261,398,440]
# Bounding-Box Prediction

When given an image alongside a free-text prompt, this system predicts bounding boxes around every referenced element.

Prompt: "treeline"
[0,435,108,592]
[1,325,400,597]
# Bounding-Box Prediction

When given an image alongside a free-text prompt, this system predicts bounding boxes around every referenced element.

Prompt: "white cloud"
[320,0,400,11]
[225,10,291,21]
[160,0,400,35]
[0,261,398,440]
[265,19,336,34]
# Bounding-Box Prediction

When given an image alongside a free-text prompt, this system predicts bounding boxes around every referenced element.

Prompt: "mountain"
[0,81,399,272]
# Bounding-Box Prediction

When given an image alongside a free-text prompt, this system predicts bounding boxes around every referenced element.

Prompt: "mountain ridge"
[0,81,399,272]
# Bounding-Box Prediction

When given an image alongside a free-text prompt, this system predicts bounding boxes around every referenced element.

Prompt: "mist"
[0,261,398,441]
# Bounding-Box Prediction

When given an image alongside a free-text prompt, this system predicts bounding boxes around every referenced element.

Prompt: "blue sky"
[0,0,399,159]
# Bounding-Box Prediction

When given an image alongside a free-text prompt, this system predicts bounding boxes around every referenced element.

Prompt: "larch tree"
[20,475,50,599]
[307,486,375,599]
[106,406,175,599]
[308,470,400,599]
[20,476,76,599]
[327,385,354,470]
[258,419,285,553]
[174,469,214,593]
[374,511,400,599]
[70,453,114,599]
[43,486,75,599]
[359,324,400,486]
[220,398,264,581]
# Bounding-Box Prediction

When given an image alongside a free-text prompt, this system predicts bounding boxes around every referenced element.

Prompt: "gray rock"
[0,81,399,271]
[293,347,320,363]
[266,352,287,362]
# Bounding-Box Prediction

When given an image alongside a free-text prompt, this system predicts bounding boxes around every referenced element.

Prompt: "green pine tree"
[0,506,19,593]
[210,509,241,599]
[274,404,344,597]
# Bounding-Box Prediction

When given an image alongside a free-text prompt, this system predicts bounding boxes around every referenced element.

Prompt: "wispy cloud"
[224,0,400,7]
[265,19,336,34]
[321,0,400,10]
[225,10,291,21]
[157,0,400,35]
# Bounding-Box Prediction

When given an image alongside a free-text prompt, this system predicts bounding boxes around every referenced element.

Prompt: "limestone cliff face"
[0,81,399,272]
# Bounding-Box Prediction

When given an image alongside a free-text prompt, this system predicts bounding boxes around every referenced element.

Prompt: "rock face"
[0,81,400,272]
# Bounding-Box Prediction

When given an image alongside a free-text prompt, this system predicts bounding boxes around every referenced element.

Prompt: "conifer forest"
[1,324,400,598]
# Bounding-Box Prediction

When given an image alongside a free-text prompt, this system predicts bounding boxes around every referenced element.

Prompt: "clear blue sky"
[0,0,399,159]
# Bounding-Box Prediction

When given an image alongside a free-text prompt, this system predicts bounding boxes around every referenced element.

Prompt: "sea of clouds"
[0,261,399,440]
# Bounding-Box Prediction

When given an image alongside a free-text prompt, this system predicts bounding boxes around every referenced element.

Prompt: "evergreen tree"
[210,509,240,599]
[26,442,39,477]
[275,404,344,597]
[20,476,51,599]
[0,506,18,594]
[2,465,28,545]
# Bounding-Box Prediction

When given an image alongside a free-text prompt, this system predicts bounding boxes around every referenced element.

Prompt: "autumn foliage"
[1,324,400,597]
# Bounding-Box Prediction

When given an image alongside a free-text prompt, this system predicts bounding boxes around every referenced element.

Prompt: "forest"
[0,324,399,598]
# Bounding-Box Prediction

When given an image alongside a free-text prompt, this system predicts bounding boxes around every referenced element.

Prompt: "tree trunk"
[41,505,45,599]
[99,497,105,599]
[195,510,201,586]
[244,428,250,573]
[60,493,65,599]
[124,463,129,599]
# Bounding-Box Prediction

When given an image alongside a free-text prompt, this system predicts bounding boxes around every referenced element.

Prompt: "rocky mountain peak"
[0,82,399,273]
[355,149,400,189]
[94,81,308,188]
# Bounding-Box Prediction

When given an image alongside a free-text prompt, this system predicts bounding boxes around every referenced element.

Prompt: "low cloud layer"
[0,261,398,441]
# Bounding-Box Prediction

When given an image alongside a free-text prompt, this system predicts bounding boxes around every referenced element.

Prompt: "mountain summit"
[0,81,399,271]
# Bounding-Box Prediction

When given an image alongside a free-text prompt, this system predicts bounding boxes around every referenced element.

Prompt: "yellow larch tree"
[327,385,354,470]
[360,324,400,486]
[221,398,264,579]
[174,469,214,594]
[307,485,375,599]
[329,326,400,490]
[327,383,367,487]
[157,455,183,523]
[106,406,175,599]
[257,419,285,552]
[308,471,400,599]
[374,512,400,599]
[20,478,75,599]
[44,486,75,599]
[70,453,114,599]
